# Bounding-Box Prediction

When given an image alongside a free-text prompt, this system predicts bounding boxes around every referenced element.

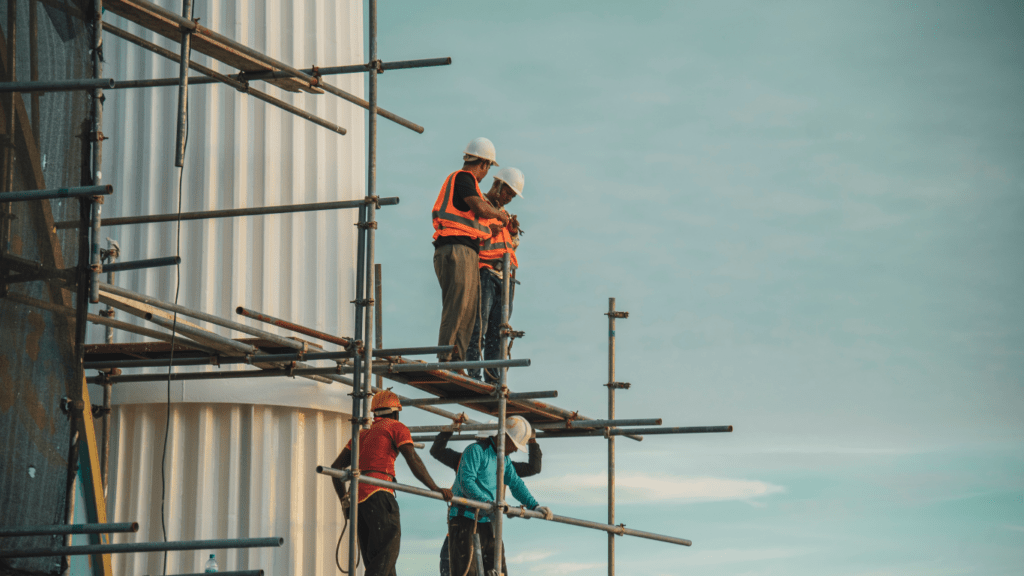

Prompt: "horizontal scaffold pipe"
[55,197,399,229]
[534,418,662,430]
[0,522,139,537]
[0,537,283,559]
[102,7,422,133]
[237,305,354,348]
[85,359,529,385]
[315,467,692,547]
[404,418,662,434]
[400,390,557,407]
[82,346,452,370]
[164,572,263,576]
[391,359,644,443]
[238,57,452,80]
[0,78,115,93]
[0,184,111,203]
[105,22,347,135]
[6,293,218,353]
[102,256,180,273]
[99,282,307,352]
[409,425,734,443]
[144,314,258,355]
[389,358,530,372]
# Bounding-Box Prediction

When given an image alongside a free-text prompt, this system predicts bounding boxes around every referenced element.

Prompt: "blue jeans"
[467,270,512,383]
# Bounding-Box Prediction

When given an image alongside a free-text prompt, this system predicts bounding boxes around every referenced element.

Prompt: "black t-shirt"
[433,172,484,252]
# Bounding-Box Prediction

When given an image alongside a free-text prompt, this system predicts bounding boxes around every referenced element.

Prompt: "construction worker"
[431,420,542,576]
[466,167,525,383]
[330,391,454,576]
[447,415,553,576]
[432,137,511,367]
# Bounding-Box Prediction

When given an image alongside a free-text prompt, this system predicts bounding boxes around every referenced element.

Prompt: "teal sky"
[362,2,1023,574]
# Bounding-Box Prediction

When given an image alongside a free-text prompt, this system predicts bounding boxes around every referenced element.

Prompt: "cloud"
[509,550,556,563]
[527,473,783,505]
[684,547,813,566]
[525,561,605,575]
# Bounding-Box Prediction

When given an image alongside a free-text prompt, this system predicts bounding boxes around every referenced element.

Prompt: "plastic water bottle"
[204,554,218,573]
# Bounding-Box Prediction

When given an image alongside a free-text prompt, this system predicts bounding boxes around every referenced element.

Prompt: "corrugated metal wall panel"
[92,0,365,410]
[108,403,351,575]
[91,2,364,574]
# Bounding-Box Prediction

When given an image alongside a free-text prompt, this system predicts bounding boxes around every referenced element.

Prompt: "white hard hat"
[493,167,524,198]
[504,416,532,452]
[464,137,498,166]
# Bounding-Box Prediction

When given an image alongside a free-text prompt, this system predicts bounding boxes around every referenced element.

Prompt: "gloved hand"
[341,496,351,520]
[535,506,553,520]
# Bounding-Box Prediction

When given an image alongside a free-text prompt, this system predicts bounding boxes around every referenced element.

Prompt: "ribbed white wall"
[109,403,352,575]
[92,0,365,411]
[94,2,366,574]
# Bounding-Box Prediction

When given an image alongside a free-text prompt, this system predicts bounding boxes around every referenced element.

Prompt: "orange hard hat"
[371,390,402,414]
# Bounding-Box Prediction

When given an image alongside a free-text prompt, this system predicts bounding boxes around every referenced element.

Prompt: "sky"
[357,1,1023,575]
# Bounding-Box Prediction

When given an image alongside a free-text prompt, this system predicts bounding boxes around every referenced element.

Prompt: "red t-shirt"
[345,418,413,503]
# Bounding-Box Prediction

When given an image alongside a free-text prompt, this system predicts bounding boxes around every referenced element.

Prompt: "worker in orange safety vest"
[432,137,511,367]
[467,167,524,383]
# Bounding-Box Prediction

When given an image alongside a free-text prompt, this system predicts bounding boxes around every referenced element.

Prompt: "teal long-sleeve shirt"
[449,439,540,522]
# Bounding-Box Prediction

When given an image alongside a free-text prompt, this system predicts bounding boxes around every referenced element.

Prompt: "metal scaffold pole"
[493,251,512,575]
[606,297,628,576]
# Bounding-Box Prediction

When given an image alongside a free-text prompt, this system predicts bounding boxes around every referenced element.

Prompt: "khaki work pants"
[434,243,480,362]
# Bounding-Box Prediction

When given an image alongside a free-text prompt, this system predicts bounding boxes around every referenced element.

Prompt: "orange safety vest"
[432,170,491,241]
[478,217,519,271]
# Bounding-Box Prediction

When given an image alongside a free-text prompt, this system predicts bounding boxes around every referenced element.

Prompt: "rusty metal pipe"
[236,306,353,348]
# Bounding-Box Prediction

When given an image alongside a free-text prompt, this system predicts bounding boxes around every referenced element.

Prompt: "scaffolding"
[0,0,734,574]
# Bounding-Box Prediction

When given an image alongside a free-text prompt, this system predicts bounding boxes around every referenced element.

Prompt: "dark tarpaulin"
[1,0,93,573]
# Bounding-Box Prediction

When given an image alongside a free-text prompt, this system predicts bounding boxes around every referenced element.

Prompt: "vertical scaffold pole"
[493,251,511,575]
[375,263,383,392]
[88,0,107,304]
[362,0,378,430]
[607,297,617,576]
[173,0,192,168]
[347,1,379,571]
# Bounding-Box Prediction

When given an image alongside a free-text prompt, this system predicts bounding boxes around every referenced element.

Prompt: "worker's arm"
[331,448,352,502]
[430,431,463,471]
[465,195,510,225]
[504,457,540,510]
[399,444,453,500]
[512,437,542,478]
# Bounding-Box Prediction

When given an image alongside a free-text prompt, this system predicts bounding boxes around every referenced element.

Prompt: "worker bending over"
[466,167,525,383]
[431,421,542,576]
[432,138,511,367]
[447,416,553,576]
[331,391,453,576]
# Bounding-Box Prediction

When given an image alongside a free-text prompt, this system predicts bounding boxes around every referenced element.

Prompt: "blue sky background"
[360,2,1022,574]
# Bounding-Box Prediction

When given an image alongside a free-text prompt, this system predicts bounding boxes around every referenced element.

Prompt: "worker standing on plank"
[447,415,553,576]
[331,391,454,576]
[466,167,525,383]
[432,420,542,576]
[432,138,511,368]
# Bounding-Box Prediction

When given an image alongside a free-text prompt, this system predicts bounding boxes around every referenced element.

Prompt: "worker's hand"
[498,210,511,226]
[439,487,454,501]
[535,506,554,521]
[341,497,351,520]
[488,222,504,237]
[508,214,521,235]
